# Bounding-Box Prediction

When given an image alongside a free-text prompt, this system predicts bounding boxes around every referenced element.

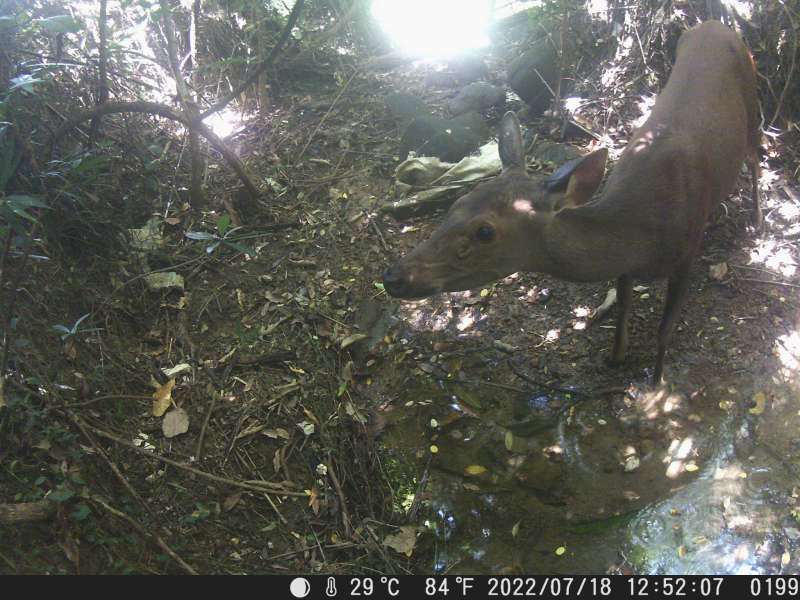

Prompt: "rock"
[400,114,489,162]
[447,52,490,83]
[419,126,485,163]
[507,37,561,115]
[385,92,432,127]
[452,112,491,139]
[449,83,506,116]
[530,140,584,165]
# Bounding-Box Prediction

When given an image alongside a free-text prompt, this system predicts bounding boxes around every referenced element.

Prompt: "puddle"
[376,350,800,575]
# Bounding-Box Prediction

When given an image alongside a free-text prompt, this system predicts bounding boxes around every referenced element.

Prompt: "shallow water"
[377,350,800,575]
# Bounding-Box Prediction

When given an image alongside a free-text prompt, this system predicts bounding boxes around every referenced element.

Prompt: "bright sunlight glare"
[205,108,242,139]
[372,0,491,57]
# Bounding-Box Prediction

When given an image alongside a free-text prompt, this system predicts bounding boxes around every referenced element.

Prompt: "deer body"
[383,21,761,384]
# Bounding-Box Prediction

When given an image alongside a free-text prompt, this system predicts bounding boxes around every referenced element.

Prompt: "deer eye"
[476,225,494,244]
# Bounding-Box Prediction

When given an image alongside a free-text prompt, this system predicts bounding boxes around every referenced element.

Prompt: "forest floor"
[3,36,800,576]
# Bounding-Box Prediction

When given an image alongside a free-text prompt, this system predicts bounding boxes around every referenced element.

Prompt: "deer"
[383,21,761,385]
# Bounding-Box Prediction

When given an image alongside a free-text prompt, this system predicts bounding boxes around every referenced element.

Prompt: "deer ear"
[499,112,525,171]
[544,148,608,212]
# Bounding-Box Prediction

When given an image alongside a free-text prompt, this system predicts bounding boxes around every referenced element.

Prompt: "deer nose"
[382,264,405,298]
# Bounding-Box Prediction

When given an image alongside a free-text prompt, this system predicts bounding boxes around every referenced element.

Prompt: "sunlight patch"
[585,0,611,18]
[775,330,800,380]
[572,306,591,330]
[563,97,583,113]
[204,108,242,139]
[372,0,490,57]
[665,436,694,478]
[749,239,798,277]
[457,308,476,332]
[634,95,657,129]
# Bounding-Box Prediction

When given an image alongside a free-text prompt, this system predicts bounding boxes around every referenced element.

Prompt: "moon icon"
[290,578,311,598]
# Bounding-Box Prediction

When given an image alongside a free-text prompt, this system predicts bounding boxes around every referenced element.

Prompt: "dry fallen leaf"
[709,262,728,281]
[384,525,417,555]
[222,490,243,512]
[152,378,176,417]
[162,406,189,438]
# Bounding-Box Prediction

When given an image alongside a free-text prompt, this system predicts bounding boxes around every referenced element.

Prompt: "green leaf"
[70,504,91,521]
[222,241,258,256]
[216,214,231,237]
[70,155,110,175]
[9,75,43,94]
[48,490,76,503]
[4,195,48,209]
[565,510,639,534]
[185,232,215,241]
[35,15,83,34]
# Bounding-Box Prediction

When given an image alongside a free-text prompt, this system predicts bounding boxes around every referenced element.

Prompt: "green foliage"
[41,421,77,444]
[48,488,76,503]
[185,214,259,256]
[53,313,103,340]
[184,503,211,523]
[33,15,83,35]
[0,76,51,260]
[70,504,91,521]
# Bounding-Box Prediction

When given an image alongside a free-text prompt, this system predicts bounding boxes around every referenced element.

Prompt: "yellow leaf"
[685,464,698,472]
[465,465,487,476]
[749,391,766,414]
[430,445,438,453]
[512,521,521,537]
[303,409,320,426]
[692,536,708,544]
[152,379,176,417]
[678,546,687,557]
[783,552,791,565]
[556,546,566,555]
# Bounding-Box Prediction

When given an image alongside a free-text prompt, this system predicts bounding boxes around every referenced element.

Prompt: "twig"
[195,389,218,461]
[92,497,199,575]
[326,452,352,539]
[768,4,798,130]
[263,492,288,524]
[0,550,17,572]
[737,277,800,289]
[367,212,391,253]
[295,66,362,165]
[407,452,432,521]
[83,422,307,496]
[200,0,305,119]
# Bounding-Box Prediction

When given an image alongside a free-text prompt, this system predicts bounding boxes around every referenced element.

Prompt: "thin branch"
[200,0,306,120]
[55,101,261,201]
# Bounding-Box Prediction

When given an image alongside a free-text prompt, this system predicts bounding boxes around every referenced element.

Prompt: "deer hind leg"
[611,274,633,365]
[652,262,692,386]
[746,147,762,230]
